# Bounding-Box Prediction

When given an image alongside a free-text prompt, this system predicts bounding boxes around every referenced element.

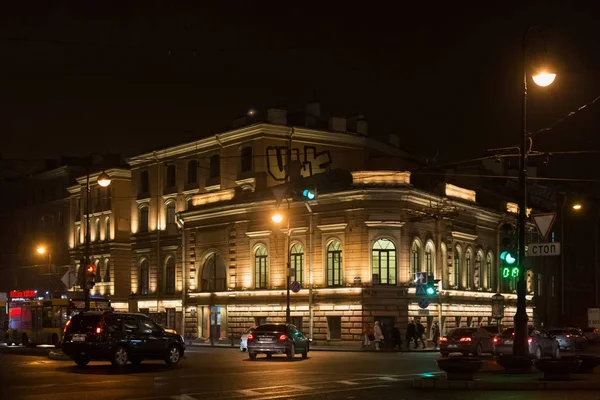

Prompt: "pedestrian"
[363,323,371,348]
[432,321,440,349]
[373,321,384,351]
[391,325,402,350]
[416,320,426,348]
[406,320,416,349]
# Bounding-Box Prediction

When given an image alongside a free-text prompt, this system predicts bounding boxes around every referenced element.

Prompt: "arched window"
[411,240,421,276]
[139,205,149,232]
[290,243,304,286]
[209,154,220,179]
[165,256,176,294]
[241,146,253,172]
[76,226,81,244]
[327,240,343,287]
[453,246,461,287]
[95,218,101,241]
[139,259,149,295]
[104,259,111,283]
[166,164,176,187]
[465,248,473,289]
[201,253,226,292]
[187,160,198,184]
[165,201,176,227]
[94,259,101,282]
[474,250,484,289]
[372,239,396,285]
[441,242,448,288]
[105,217,111,241]
[254,246,268,289]
[486,252,493,290]
[425,240,435,278]
[140,170,150,193]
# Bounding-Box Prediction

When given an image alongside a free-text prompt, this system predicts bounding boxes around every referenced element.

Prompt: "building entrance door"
[210,306,221,340]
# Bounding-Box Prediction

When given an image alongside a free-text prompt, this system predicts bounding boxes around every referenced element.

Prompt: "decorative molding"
[162,193,178,202]
[290,227,308,235]
[192,189,234,206]
[352,170,411,185]
[445,183,476,202]
[452,231,478,241]
[245,230,272,238]
[182,188,200,196]
[205,183,221,192]
[364,221,405,228]
[235,177,256,192]
[317,223,348,232]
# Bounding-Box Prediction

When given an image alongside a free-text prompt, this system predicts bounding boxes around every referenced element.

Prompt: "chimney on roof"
[347,114,368,136]
[328,116,347,133]
[305,101,320,128]
[267,108,287,125]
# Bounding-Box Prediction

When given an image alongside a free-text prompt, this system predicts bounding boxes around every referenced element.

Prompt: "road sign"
[526,242,560,257]
[61,267,78,289]
[415,284,426,296]
[291,281,301,293]
[532,213,556,240]
[414,272,427,284]
[588,308,600,329]
[418,309,430,316]
[418,298,430,309]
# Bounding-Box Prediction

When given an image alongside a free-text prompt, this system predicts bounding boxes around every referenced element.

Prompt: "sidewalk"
[187,339,438,353]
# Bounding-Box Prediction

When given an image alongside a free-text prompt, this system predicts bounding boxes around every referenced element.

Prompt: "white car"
[240,327,256,352]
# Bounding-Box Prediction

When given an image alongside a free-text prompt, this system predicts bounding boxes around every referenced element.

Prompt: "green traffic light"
[426,287,435,295]
[302,189,316,200]
[500,251,516,265]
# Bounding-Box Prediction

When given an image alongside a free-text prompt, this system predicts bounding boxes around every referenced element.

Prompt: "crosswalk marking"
[378,376,399,381]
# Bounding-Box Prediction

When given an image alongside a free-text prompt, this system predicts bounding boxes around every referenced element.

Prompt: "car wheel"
[475,344,482,357]
[249,352,257,360]
[553,346,560,359]
[5,338,12,346]
[287,344,295,360]
[441,352,449,357]
[74,355,90,367]
[302,345,309,359]
[534,346,542,359]
[165,345,182,365]
[21,333,29,347]
[266,353,272,359]
[112,345,129,367]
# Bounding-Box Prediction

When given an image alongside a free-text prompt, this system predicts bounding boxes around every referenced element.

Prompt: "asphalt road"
[1,344,599,400]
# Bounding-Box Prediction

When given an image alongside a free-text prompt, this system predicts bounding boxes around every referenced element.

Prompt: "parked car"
[548,327,587,351]
[494,327,560,359]
[247,323,309,360]
[582,327,600,344]
[439,327,494,356]
[62,311,185,367]
[240,326,256,352]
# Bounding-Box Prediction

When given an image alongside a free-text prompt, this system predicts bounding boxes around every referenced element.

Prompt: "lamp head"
[532,71,556,87]
[97,171,112,187]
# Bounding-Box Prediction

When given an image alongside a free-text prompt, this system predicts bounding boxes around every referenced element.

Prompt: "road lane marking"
[378,376,399,381]
[170,396,198,400]
[237,389,262,396]
[337,380,360,385]
[288,385,312,391]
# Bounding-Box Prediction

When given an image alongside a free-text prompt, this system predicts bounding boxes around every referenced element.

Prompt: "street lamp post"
[515,26,556,358]
[272,199,292,324]
[82,170,112,311]
[36,245,52,295]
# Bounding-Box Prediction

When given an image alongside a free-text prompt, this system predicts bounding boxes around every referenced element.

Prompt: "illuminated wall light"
[352,170,411,185]
[445,184,476,202]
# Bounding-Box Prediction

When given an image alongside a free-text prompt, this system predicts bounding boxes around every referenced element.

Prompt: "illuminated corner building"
[67,168,132,305]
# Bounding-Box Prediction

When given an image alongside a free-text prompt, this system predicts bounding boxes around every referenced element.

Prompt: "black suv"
[62,311,185,367]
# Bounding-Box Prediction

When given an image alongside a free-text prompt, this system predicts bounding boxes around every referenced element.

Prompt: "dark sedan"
[439,327,494,356]
[247,323,309,360]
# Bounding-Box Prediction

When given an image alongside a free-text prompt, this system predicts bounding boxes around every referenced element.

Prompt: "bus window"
[43,304,53,328]
[51,306,63,328]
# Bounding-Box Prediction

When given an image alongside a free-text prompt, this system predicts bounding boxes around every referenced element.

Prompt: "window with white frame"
[139,205,149,232]
[465,249,473,289]
[327,240,343,287]
[411,240,421,276]
[166,201,176,227]
[424,240,435,278]
[372,238,396,285]
[290,243,304,286]
[139,258,149,295]
[254,245,268,289]
[453,246,461,287]
[474,250,483,289]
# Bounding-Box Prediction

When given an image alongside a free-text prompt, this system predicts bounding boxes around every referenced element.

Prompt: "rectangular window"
[327,316,342,340]
[327,251,342,286]
[425,252,432,276]
[291,253,304,286]
[255,255,268,289]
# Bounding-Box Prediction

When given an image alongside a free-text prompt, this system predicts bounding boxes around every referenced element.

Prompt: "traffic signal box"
[500,223,519,279]
[425,275,440,296]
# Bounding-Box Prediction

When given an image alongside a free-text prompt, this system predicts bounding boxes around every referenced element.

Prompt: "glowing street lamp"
[572,203,582,211]
[271,213,284,224]
[36,246,46,255]
[532,71,556,87]
[97,171,112,187]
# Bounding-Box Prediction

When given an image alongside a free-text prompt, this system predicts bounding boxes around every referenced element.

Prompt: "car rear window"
[255,324,286,333]
[448,328,477,337]
[66,314,102,334]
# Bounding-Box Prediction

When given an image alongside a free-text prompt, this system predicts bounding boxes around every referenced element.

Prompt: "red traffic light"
[87,265,96,274]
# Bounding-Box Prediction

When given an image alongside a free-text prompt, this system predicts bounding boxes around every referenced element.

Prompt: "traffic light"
[425,275,440,296]
[500,251,519,279]
[500,223,519,279]
[301,188,317,200]
[86,264,97,289]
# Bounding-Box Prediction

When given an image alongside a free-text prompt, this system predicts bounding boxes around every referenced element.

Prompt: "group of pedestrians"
[363,320,441,351]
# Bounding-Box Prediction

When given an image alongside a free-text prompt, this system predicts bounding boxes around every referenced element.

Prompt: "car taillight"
[247,333,254,341]
[278,334,288,341]
[527,337,533,344]
[440,337,448,342]
[64,320,71,333]
[493,337,499,344]
[96,325,103,334]
[459,337,472,342]
[566,334,571,338]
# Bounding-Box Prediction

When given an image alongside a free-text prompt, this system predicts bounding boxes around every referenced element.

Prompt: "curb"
[412,378,600,390]
[186,343,438,353]
[48,350,72,361]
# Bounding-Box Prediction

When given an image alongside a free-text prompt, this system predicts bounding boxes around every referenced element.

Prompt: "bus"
[6,290,111,347]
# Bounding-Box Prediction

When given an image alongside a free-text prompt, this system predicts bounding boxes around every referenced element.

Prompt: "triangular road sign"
[416,284,426,296]
[532,213,556,240]
[271,184,289,207]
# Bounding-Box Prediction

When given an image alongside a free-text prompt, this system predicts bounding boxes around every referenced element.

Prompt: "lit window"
[255,246,268,289]
[411,240,421,276]
[139,259,149,295]
[290,243,304,286]
[372,239,396,285]
[327,240,343,287]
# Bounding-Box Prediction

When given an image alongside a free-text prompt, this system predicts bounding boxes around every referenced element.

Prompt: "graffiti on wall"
[266,145,333,181]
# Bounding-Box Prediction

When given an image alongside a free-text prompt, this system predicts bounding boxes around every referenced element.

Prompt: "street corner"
[48,350,71,361]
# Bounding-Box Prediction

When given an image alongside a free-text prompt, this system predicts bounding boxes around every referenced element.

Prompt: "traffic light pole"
[83,170,91,312]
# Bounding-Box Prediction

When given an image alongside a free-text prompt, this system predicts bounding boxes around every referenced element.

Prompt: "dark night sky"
[1,2,600,176]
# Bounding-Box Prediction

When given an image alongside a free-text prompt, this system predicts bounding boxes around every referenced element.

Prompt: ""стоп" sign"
[526,242,561,257]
